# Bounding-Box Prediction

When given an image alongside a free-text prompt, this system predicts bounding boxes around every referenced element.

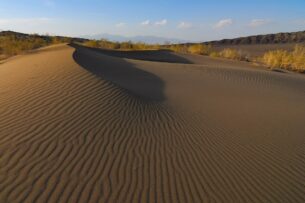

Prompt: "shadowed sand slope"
[70,44,165,101]
[84,45,264,70]
[0,44,305,203]
[80,46,193,64]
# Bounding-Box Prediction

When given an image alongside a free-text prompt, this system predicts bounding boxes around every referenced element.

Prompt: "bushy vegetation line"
[187,44,212,55]
[167,43,305,72]
[0,32,73,60]
[167,44,246,61]
[1,31,304,73]
[262,45,305,72]
[209,48,244,60]
[83,39,305,73]
[83,39,161,50]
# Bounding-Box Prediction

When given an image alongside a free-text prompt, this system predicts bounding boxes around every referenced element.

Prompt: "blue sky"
[0,0,305,41]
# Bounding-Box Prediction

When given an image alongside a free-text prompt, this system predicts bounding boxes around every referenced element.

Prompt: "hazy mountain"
[81,33,188,44]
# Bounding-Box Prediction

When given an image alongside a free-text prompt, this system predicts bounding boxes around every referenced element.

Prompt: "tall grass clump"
[262,45,305,72]
[209,51,220,58]
[83,40,100,48]
[208,48,246,61]
[169,44,188,53]
[218,48,242,60]
[0,35,48,56]
[188,44,211,55]
[83,39,160,51]
[0,33,74,60]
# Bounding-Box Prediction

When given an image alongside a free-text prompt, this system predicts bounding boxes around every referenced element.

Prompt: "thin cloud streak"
[214,19,233,29]
[141,20,151,26]
[155,19,167,26]
[248,19,271,27]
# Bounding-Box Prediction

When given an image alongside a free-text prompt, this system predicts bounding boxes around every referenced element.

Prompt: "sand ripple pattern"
[0,45,305,203]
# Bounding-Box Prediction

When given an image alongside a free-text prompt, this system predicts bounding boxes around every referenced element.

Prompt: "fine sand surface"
[0,44,305,203]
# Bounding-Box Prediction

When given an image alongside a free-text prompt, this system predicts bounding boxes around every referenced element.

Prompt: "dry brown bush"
[188,44,211,55]
[219,48,242,60]
[262,44,305,72]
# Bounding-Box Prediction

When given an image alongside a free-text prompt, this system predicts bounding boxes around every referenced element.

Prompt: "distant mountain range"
[80,33,188,44]
[205,30,305,45]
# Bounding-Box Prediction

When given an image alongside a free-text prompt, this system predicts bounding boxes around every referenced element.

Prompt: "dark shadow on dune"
[78,46,193,64]
[70,43,166,102]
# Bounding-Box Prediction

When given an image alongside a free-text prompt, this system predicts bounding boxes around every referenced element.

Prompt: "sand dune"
[0,44,305,203]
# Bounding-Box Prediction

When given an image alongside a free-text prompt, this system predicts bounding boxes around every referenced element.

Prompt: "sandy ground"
[0,44,305,203]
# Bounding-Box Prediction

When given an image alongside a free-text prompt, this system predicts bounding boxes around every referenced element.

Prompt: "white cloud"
[141,20,151,26]
[155,19,167,26]
[248,19,270,27]
[140,19,168,27]
[115,22,126,28]
[177,22,193,29]
[214,19,233,29]
[0,18,52,26]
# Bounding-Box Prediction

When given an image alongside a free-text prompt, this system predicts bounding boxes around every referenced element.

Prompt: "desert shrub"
[169,44,188,53]
[83,40,100,48]
[188,44,211,55]
[209,51,220,58]
[119,41,134,50]
[51,36,71,44]
[51,36,61,44]
[151,44,161,50]
[219,48,242,60]
[98,39,120,49]
[0,35,47,55]
[131,42,160,50]
[82,39,161,51]
[133,42,146,50]
[262,44,305,72]
[291,44,305,71]
[262,50,290,69]
[0,33,76,58]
